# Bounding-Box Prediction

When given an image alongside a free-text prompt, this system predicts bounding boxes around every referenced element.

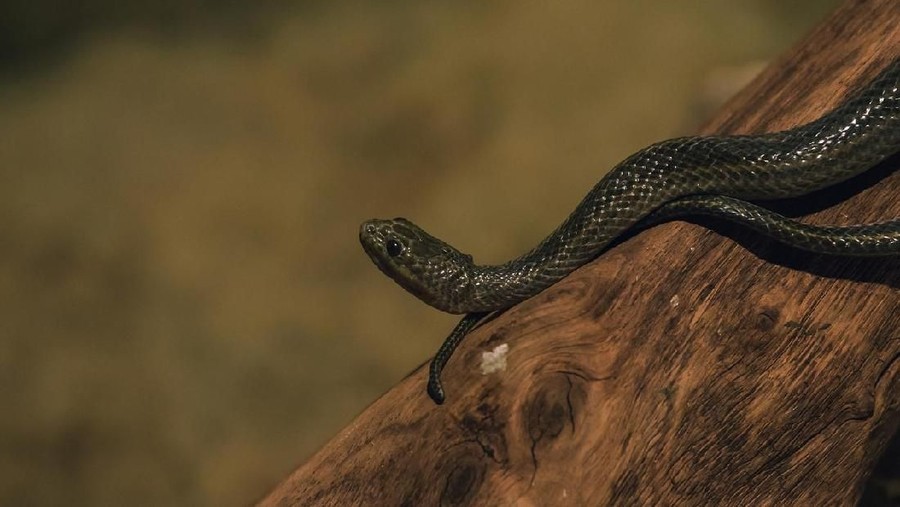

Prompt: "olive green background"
[4,1,897,505]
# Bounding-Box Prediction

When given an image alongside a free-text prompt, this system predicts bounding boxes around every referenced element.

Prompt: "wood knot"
[522,373,582,448]
[756,306,780,332]
[439,454,485,506]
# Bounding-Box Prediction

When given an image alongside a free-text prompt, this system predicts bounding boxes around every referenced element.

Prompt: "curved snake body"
[644,194,900,255]
[359,59,900,404]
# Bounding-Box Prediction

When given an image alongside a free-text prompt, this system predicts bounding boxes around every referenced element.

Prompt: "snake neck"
[466,184,653,311]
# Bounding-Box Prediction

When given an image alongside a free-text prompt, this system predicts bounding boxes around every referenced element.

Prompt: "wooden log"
[259,0,900,504]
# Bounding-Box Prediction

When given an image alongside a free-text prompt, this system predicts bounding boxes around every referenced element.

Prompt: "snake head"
[360,218,475,314]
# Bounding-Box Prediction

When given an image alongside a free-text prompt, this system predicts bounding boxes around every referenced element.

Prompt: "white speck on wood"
[480,344,510,375]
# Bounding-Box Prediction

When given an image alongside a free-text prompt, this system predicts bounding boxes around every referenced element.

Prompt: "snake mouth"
[359,220,387,267]
[359,219,411,284]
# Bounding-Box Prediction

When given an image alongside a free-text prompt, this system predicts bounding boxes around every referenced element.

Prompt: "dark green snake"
[360,59,900,404]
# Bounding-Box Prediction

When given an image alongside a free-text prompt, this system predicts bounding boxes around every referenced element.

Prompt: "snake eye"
[385,238,404,257]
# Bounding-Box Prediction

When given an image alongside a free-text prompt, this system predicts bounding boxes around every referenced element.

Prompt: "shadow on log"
[260,0,900,504]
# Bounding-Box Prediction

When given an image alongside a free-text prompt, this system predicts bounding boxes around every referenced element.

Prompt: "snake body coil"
[360,59,900,404]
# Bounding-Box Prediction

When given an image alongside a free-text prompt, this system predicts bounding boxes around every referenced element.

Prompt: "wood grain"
[259,0,900,504]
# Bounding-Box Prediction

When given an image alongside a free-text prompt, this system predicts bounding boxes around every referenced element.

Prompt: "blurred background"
[3,0,899,505]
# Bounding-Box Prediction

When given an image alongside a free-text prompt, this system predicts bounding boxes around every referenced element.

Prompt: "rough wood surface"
[260,1,900,505]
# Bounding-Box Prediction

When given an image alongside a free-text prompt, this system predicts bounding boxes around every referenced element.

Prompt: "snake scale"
[360,59,900,404]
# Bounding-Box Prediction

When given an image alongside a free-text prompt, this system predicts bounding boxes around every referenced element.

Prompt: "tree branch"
[259,0,900,504]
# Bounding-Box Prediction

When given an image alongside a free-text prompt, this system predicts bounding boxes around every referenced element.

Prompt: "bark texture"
[260,1,900,504]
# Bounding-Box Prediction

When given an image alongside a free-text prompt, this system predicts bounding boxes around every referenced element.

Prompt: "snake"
[359,59,900,404]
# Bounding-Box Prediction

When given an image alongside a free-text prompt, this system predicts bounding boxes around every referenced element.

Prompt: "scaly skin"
[359,59,900,403]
